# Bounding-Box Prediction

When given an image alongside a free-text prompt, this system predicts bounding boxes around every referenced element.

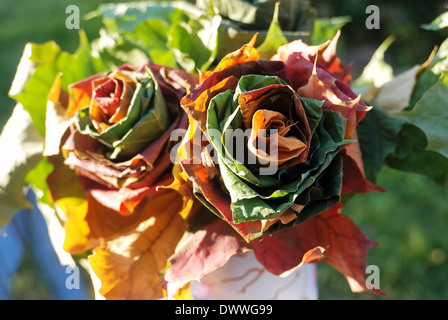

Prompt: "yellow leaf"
[173,282,194,300]
[57,196,95,254]
[88,190,187,300]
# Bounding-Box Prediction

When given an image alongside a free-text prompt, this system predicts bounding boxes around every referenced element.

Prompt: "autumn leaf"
[165,217,249,297]
[0,104,44,227]
[89,190,187,300]
[47,154,176,254]
[256,2,288,60]
[296,60,361,139]
[251,203,385,294]
[341,131,386,195]
[204,34,259,79]
[319,29,352,85]
[180,59,287,132]
[167,202,384,296]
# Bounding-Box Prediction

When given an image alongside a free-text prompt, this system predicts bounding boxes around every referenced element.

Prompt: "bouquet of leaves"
[1,0,447,299]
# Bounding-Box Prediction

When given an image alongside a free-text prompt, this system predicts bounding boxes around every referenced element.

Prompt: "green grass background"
[1,0,447,300]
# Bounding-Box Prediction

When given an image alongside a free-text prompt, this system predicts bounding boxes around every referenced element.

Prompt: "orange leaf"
[320,30,353,85]
[200,35,259,81]
[273,30,352,85]
[181,76,240,131]
[88,190,187,300]
[65,73,102,119]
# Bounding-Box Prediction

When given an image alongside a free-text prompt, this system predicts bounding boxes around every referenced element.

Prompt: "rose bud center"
[94,78,123,116]
[248,109,307,169]
[238,85,311,171]
[90,70,136,133]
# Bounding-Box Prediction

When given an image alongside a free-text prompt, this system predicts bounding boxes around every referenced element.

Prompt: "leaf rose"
[43,63,198,299]
[166,34,385,296]
[44,63,198,250]
[176,36,361,240]
[48,64,197,216]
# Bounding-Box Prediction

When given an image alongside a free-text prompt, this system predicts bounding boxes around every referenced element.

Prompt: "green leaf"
[186,0,315,62]
[257,2,288,60]
[91,2,178,33]
[125,19,177,67]
[310,16,352,45]
[386,149,448,186]
[357,106,407,182]
[0,104,44,227]
[168,14,222,72]
[384,120,448,186]
[268,152,343,232]
[353,36,395,90]
[421,11,448,31]
[395,73,448,159]
[93,1,220,72]
[357,105,448,186]
[409,38,448,108]
[195,0,315,32]
[9,30,105,137]
[236,73,289,92]
[90,29,150,69]
[230,109,346,223]
[24,157,54,206]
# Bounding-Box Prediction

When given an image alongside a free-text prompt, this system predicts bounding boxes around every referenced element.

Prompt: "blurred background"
[0,0,447,299]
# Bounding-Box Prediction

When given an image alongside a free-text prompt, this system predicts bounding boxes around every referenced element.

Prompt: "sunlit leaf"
[89,191,187,300]
[8,31,105,136]
[257,2,288,60]
[421,11,448,31]
[353,36,395,100]
[166,217,248,296]
[395,73,448,159]
[0,104,44,226]
[311,16,351,45]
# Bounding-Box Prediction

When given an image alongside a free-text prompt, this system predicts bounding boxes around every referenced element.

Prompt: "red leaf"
[251,203,385,294]
[342,131,386,195]
[166,218,249,296]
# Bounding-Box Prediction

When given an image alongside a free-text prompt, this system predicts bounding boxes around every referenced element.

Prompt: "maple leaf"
[47,153,180,254]
[165,217,249,297]
[251,203,386,294]
[88,190,187,300]
[273,29,352,85]
[341,131,386,195]
[166,202,386,296]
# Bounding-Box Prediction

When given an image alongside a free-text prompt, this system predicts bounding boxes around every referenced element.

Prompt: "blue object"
[0,188,91,300]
